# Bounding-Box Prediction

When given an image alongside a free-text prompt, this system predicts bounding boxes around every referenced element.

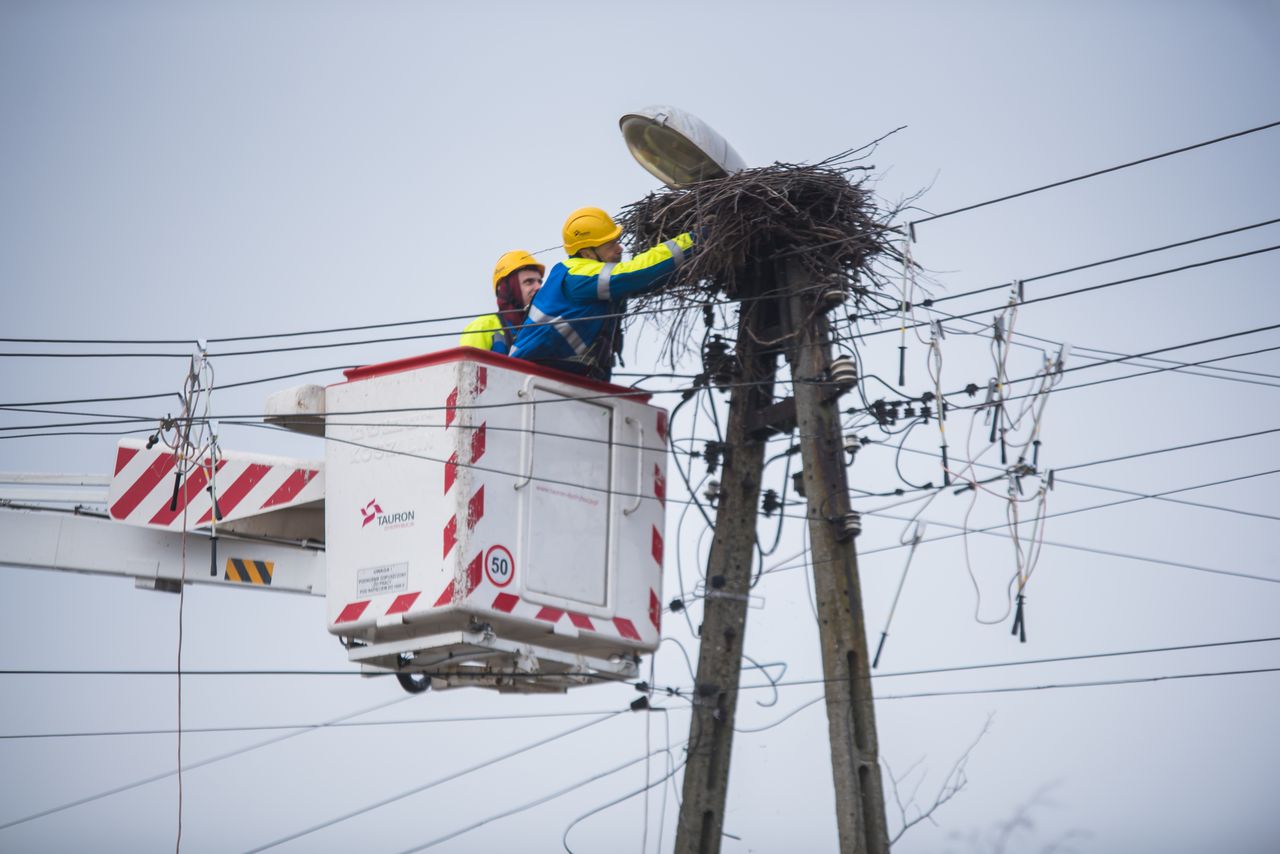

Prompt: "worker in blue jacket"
[509,206,695,380]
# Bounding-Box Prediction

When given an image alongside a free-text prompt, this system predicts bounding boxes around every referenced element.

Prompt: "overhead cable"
[0,693,415,832]
[244,710,625,853]
[861,243,1280,339]
[909,119,1280,228]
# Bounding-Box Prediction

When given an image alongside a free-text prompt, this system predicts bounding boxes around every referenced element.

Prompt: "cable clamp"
[704,590,750,603]
[1054,342,1072,374]
[1011,593,1028,643]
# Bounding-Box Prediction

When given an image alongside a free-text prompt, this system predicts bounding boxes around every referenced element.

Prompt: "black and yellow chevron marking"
[225,558,274,585]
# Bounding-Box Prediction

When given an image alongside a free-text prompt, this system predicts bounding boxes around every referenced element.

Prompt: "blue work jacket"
[509,233,694,378]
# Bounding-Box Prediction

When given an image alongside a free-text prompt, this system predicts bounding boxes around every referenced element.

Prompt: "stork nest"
[617,146,904,365]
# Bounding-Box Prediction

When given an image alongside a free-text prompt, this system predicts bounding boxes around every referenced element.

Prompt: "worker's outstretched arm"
[562,232,695,303]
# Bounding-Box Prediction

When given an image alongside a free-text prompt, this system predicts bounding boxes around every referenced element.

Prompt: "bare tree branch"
[887,713,994,846]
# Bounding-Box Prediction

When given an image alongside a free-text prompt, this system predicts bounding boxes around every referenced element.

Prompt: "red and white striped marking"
[444,366,488,430]
[108,440,322,530]
[334,587,431,626]
[444,424,487,494]
[487,588,659,643]
[442,486,485,558]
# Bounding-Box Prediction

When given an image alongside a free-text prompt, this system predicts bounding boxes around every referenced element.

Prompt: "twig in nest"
[617,145,906,366]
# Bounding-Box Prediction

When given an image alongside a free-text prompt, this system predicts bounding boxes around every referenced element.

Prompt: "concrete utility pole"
[781,258,889,854]
[674,260,889,854]
[675,287,779,854]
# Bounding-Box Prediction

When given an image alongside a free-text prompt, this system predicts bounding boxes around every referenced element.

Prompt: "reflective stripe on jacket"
[459,313,518,354]
[508,232,694,376]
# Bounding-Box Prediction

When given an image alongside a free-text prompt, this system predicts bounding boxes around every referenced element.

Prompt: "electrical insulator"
[843,433,860,455]
[703,440,723,475]
[819,286,846,312]
[761,488,780,517]
[703,335,736,390]
[836,510,862,541]
[703,479,721,504]
[829,356,857,391]
[704,335,729,362]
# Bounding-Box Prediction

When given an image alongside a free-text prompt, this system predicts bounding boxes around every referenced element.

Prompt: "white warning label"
[357,562,409,597]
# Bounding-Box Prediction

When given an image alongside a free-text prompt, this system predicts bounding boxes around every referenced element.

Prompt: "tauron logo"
[361,499,415,531]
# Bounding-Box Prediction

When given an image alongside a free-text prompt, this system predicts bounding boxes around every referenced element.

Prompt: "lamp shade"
[619,106,746,188]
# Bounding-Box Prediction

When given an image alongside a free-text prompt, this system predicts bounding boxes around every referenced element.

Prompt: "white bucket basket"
[323,349,668,692]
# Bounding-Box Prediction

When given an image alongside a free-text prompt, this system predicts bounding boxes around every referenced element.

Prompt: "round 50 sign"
[484,545,515,588]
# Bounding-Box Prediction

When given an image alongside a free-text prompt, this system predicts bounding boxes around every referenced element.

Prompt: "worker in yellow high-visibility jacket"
[459,250,546,353]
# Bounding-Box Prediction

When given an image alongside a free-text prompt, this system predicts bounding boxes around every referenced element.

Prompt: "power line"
[924,216,1280,306]
[0,285,814,360]
[1053,470,1280,523]
[952,342,1280,413]
[886,441,1280,524]
[0,708,620,741]
[928,322,1280,415]
[860,243,1280,339]
[860,217,1280,319]
[876,666,1280,700]
[395,737,683,854]
[244,710,626,853]
[924,306,1280,388]
[0,336,196,345]
[726,665,1280,700]
[0,351,191,359]
[757,465,1280,585]
[0,693,416,832]
[13,635,1277,695]
[908,118,1280,227]
[1056,426,1280,472]
[769,504,1280,587]
[0,364,360,409]
[1,276,1268,420]
[868,635,1280,680]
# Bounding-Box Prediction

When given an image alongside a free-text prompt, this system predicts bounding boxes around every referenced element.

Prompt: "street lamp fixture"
[619,105,746,188]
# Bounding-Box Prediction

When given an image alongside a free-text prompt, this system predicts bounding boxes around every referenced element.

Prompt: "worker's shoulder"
[461,313,502,333]
[563,257,605,277]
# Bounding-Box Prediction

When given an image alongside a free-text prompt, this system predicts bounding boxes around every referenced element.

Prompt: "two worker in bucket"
[461,207,696,381]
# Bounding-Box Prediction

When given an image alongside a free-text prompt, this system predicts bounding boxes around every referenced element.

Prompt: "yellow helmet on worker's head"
[492,250,546,290]
[562,207,622,256]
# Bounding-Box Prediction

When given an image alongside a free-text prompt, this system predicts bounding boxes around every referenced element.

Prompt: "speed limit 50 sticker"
[485,545,515,588]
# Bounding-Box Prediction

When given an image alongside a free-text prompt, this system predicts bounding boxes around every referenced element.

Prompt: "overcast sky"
[2,2,1279,852]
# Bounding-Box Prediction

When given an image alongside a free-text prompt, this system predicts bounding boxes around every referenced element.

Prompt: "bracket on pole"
[747,396,796,440]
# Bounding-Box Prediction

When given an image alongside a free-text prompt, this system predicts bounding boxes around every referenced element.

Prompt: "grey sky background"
[2,1,1279,852]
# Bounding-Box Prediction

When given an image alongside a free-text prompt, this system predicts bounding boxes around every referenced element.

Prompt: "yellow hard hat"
[562,207,622,256]
[492,250,546,290]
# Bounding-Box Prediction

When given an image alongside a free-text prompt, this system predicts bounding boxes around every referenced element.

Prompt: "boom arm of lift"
[0,504,325,596]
